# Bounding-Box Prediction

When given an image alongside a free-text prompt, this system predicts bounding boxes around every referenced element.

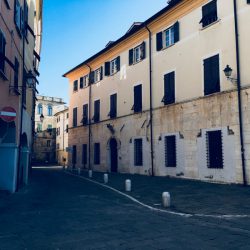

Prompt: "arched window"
[48,105,53,116]
[38,103,43,115]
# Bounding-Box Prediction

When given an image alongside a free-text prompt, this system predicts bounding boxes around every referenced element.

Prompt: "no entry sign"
[0,107,17,122]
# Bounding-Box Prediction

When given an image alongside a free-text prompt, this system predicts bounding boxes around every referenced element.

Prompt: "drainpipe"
[86,64,92,170]
[233,0,247,186]
[145,25,154,177]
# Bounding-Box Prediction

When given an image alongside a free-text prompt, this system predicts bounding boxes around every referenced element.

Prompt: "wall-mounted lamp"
[223,65,237,83]
[40,114,44,123]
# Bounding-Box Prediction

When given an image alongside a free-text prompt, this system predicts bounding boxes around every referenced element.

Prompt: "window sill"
[0,70,8,81]
[200,19,220,31]
[161,43,175,51]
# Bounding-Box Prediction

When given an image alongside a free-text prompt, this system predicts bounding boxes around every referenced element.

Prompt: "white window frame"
[134,46,141,64]
[164,26,175,48]
[110,58,117,75]
[94,68,101,83]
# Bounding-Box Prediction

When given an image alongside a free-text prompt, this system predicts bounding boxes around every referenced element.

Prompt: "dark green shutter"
[72,145,77,165]
[83,104,88,125]
[89,71,94,84]
[73,107,77,127]
[164,72,175,105]
[94,100,100,122]
[200,0,217,27]
[94,143,100,164]
[173,21,179,43]
[82,144,87,165]
[110,94,117,118]
[100,66,103,80]
[105,62,110,76]
[116,56,120,71]
[134,139,143,166]
[134,85,142,112]
[129,49,134,65]
[248,0,250,4]
[165,136,176,167]
[140,41,146,60]
[156,32,163,51]
[204,54,220,95]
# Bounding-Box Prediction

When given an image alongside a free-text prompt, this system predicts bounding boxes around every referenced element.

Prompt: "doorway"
[109,138,118,173]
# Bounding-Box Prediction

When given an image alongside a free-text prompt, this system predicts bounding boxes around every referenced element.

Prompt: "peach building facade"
[0,0,43,192]
[64,0,250,185]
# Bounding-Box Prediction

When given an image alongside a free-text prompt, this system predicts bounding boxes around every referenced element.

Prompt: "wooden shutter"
[164,136,177,167]
[82,144,87,165]
[110,94,117,118]
[80,77,83,88]
[94,100,100,122]
[173,21,180,43]
[100,66,103,80]
[105,61,110,76]
[83,104,88,125]
[14,58,19,88]
[0,32,5,72]
[129,49,134,65]
[164,72,175,105]
[140,41,146,60]
[207,130,223,168]
[134,139,143,166]
[116,56,120,71]
[156,32,163,51]
[89,71,94,84]
[204,54,220,96]
[73,107,77,127]
[134,85,142,112]
[248,0,250,4]
[200,0,217,27]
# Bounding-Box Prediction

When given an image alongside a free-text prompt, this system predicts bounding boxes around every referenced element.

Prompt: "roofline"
[54,108,69,116]
[63,0,182,77]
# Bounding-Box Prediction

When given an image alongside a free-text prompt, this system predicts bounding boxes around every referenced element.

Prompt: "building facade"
[33,95,65,164]
[0,0,43,192]
[64,0,250,185]
[55,107,69,166]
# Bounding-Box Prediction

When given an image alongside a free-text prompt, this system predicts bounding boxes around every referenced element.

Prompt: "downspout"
[16,27,26,191]
[233,0,247,186]
[86,64,92,170]
[145,25,154,177]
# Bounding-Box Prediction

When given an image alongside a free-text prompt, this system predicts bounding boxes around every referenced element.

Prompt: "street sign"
[0,107,17,122]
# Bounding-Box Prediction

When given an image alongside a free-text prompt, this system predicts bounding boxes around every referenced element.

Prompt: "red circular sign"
[0,107,17,122]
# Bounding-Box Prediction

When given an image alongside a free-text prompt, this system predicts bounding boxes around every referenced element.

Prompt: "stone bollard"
[88,170,93,178]
[104,173,108,184]
[162,192,171,208]
[78,168,81,175]
[125,179,131,192]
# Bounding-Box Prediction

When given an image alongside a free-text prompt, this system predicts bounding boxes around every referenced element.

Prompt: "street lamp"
[40,114,44,123]
[223,65,237,82]
[25,70,37,88]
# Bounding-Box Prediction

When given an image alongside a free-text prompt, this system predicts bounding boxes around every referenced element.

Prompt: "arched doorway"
[110,138,118,173]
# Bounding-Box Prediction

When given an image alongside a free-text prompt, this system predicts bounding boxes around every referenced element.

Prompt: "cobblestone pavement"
[0,167,250,250]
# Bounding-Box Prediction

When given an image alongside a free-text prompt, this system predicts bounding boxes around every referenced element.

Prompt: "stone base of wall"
[68,88,250,184]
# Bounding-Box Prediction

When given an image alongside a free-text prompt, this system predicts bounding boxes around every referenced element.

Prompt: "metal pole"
[233,0,247,186]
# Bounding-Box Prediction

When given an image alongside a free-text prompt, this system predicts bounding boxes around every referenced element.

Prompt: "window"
[57,143,60,150]
[66,113,69,119]
[47,140,51,147]
[93,100,100,123]
[82,144,87,165]
[0,30,6,74]
[204,54,220,95]
[109,94,117,119]
[134,139,143,166]
[38,103,43,115]
[73,80,78,91]
[162,72,175,105]
[14,0,23,36]
[94,143,100,165]
[66,124,68,133]
[73,107,77,127]
[48,105,53,116]
[200,0,218,28]
[164,135,177,167]
[93,67,103,83]
[47,124,52,132]
[58,127,60,135]
[105,56,120,76]
[129,42,145,65]
[80,75,88,89]
[133,85,142,113]
[72,145,77,165]
[207,130,223,169]
[23,0,28,38]
[82,104,88,125]
[37,123,42,132]
[156,22,179,51]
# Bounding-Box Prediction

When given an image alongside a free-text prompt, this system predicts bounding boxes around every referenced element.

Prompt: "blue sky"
[38,0,167,104]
